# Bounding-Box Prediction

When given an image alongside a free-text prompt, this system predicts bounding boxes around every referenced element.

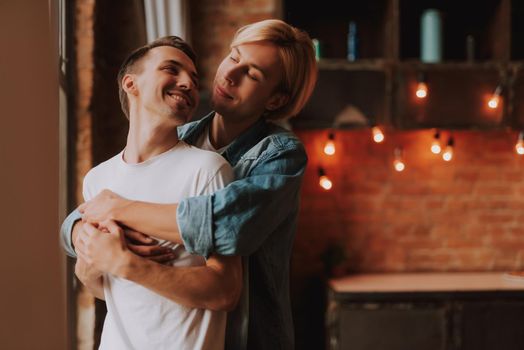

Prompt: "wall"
[0,1,66,349]
[294,129,524,276]
[190,0,282,90]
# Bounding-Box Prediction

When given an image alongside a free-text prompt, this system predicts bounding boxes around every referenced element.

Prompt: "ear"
[122,74,138,96]
[265,92,289,112]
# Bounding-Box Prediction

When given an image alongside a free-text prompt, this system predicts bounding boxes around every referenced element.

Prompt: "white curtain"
[144,0,190,42]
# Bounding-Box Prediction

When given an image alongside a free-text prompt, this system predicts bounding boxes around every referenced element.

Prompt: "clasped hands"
[74,189,174,281]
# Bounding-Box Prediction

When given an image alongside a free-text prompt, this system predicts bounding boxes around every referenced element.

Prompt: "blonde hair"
[231,19,318,120]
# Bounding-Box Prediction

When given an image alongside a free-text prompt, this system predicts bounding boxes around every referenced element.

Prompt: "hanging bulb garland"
[416,72,428,99]
[318,167,333,191]
[323,132,336,156]
[393,148,405,172]
[488,85,502,109]
[431,129,442,154]
[442,136,454,161]
[516,131,524,155]
[372,126,385,143]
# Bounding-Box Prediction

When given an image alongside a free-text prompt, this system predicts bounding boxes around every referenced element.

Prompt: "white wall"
[0,1,66,349]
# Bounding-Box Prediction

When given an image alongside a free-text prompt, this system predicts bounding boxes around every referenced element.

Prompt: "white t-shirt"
[82,141,234,350]
[195,124,230,153]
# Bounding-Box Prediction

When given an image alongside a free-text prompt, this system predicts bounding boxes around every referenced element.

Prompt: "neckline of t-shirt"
[203,124,229,153]
[119,141,188,168]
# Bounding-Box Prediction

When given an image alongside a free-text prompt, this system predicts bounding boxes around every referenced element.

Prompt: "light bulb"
[394,160,405,172]
[516,132,524,155]
[319,176,333,190]
[516,142,524,155]
[372,126,385,143]
[431,130,441,154]
[442,136,454,161]
[393,148,405,172]
[416,82,428,99]
[318,167,333,190]
[324,140,335,155]
[323,132,336,155]
[431,141,442,154]
[442,147,453,161]
[488,86,502,109]
[488,95,499,109]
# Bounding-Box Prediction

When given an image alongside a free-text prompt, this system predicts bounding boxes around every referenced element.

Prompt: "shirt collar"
[180,111,270,166]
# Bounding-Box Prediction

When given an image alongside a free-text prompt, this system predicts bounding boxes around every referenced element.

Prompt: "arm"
[78,221,242,311]
[180,140,307,256]
[74,257,105,300]
[61,207,176,260]
[79,139,307,257]
[78,192,183,245]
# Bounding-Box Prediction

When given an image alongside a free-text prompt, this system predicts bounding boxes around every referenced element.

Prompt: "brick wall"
[190,0,281,90]
[294,129,524,277]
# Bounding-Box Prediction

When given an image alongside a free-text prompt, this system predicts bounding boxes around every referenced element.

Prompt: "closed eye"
[247,72,259,81]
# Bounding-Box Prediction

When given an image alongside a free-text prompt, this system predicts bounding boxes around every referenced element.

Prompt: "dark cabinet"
[327,274,524,350]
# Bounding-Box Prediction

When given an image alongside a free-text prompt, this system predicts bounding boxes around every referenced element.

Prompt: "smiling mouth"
[215,86,234,100]
[166,91,192,107]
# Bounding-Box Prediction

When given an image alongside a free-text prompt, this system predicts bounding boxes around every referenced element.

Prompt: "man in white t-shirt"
[74,36,242,350]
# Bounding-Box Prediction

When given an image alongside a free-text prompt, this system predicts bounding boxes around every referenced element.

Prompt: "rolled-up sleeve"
[60,209,81,258]
[178,140,307,257]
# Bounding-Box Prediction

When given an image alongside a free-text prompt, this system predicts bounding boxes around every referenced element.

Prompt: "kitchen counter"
[330,272,524,294]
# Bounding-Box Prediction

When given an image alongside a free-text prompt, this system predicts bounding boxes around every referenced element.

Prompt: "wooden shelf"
[398,60,508,71]
[285,0,523,129]
[318,59,389,71]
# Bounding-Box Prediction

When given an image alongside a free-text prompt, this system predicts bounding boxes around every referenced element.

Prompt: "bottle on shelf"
[347,21,358,61]
[420,9,442,63]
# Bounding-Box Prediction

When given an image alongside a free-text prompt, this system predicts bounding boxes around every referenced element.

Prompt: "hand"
[124,229,175,264]
[78,189,130,224]
[74,256,102,283]
[75,220,129,277]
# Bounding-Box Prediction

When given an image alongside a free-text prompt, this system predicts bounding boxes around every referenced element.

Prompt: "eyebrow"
[162,59,199,86]
[233,47,267,79]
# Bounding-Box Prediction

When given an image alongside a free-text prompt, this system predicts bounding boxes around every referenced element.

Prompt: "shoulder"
[177,142,234,192]
[83,152,122,185]
[179,141,231,170]
[247,123,307,162]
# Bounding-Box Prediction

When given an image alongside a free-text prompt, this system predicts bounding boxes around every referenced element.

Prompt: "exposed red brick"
[295,129,524,272]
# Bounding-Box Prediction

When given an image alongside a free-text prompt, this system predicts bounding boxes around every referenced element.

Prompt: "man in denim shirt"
[62,19,317,349]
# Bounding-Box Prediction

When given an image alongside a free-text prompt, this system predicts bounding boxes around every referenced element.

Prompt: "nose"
[223,65,241,86]
[177,71,195,91]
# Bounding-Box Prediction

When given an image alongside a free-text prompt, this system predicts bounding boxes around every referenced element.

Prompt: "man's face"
[211,42,285,123]
[128,46,199,124]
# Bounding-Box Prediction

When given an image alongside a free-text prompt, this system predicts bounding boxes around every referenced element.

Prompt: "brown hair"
[231,19,318,120]
[117,36,197,118]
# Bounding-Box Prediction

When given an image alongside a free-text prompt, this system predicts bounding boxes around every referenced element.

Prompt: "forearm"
[80,276,105,300]
[120,253,242,311]
[179,155,307,257]
[115,201,182,244]
[75,259,105,300]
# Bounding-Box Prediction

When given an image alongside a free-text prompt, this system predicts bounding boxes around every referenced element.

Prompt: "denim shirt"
[60,112,307,349]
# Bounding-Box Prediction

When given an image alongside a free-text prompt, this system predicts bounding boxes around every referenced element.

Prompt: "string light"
[393,148,405,172]
[516,131,524,155]
[323,132,336,155]
[318,167,333,190]
[442,136,454,161]
[431,130,441,154]
[488,85,502,109]
[416,72,428,99]
[372,126,385,143]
